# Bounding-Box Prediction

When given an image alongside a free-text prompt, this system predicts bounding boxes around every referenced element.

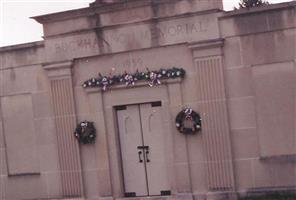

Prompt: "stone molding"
[188,39,224,51]
[43,60,73,78]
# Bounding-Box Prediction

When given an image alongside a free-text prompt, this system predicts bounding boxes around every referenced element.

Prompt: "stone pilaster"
[189,39,236,197]
[43,61,83,197]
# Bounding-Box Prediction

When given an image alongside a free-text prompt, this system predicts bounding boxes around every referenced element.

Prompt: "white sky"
[0,0,293,47]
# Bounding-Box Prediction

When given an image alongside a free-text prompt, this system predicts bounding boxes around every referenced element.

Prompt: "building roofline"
[220,1,296,19]
[0,41,44,53]
[32,0,222,24]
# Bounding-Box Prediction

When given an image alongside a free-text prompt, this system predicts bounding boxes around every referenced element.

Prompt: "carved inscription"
[106,20,208,45]
[51,18,210,54]
[114,58,144,70]
[54,38,98,53]
[156,21,207,37]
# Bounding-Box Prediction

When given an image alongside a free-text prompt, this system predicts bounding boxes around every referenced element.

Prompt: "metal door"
[116,103,170,197]
[139,103,170,195]
[117,105,148,196]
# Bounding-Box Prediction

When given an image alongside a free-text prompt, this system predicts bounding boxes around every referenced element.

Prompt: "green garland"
[82,67,185,91]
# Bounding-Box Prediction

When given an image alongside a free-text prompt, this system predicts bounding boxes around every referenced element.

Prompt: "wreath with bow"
[175,108,202,134]
[74,121,96,144]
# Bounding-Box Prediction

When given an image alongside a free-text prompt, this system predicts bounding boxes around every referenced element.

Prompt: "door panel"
[117,105,148,196]
[140,103,170,195]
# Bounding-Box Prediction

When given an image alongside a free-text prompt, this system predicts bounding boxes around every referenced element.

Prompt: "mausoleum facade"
[0,0,295,200]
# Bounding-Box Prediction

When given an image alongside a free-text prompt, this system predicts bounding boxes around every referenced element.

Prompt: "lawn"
[240,194,296,200]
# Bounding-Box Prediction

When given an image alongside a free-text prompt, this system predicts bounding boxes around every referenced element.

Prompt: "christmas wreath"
[74,121,96,144]
[175,108,201,134]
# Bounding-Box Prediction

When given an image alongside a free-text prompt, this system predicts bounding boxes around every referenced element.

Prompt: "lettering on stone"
[114,58,144,70]
[105,20,208,45]
[54,38,98,53]
[156,21,207,38]
[52,19,209,53]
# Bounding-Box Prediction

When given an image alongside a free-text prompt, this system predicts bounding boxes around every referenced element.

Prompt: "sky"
[0,0,293,47]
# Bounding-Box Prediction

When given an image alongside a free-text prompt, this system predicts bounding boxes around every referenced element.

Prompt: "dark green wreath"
[175,108,201,134]
[74,121,96,144]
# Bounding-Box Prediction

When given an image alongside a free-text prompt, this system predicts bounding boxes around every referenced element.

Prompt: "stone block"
[0,121,4,148]
[38,144,59,172]
[4,174,47,200]
[220,12,268,37]
[228,97,256,130]
[1,94,40,174]
[223,38,242,69]
[0,147,7,175]
[0,66,38,96]
[74,87,93,115]
[44,17,92,37]
[252,159,275,188]
[240,30,296,66]
[32,92,53,119]
[225,67,253,98]
[97,169,112,196]
[80,144,98,171]
[267,8,296,31]
[0,43,45,69]
[45,171,62,198]
[100,6,152,26]
[187,133,204,163]
[234,159,254,190]
[252,62,295,156]
[175,163,191,193]
[83,169,100,199]
[35,118,56,146]
[231,128,259,159]
[190,163,207,192]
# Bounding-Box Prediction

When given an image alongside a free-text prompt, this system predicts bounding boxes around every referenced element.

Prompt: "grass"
[239,193,296,200]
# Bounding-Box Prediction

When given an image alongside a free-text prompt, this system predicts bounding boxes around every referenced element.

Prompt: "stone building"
[0,0,295,199]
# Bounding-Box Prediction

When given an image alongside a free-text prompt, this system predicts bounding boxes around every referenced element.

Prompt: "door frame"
[85,81,187,198]
[115,101,166,197]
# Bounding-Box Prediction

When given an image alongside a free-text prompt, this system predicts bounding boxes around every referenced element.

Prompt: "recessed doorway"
[116,102,170,197]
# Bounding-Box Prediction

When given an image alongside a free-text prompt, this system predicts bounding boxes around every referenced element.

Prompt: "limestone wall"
[0,42,64,199]
[220,2,296,195]
[0,1,295,200]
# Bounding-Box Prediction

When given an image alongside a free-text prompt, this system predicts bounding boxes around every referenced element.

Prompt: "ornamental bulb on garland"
[148,71,161,87]
[101,77,109,91]
[124,72,136,86]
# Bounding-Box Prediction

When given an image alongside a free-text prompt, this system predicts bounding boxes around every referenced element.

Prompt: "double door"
[116,103,170,197]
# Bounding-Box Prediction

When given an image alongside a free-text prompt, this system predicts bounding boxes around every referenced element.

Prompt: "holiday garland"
[74,121,96,144]
[175,108,202,134]
[82,67,185,91]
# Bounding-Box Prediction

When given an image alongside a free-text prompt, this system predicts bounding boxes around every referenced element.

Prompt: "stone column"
[43,61,83,197]
[189,40,236,199]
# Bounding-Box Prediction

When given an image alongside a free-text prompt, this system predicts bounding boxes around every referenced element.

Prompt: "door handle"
[138,151,143,163]
[145,149,150,163]
[137,146,149,150]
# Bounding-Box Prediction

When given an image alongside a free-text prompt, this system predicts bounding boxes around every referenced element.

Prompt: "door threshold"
[116,195,175,200]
